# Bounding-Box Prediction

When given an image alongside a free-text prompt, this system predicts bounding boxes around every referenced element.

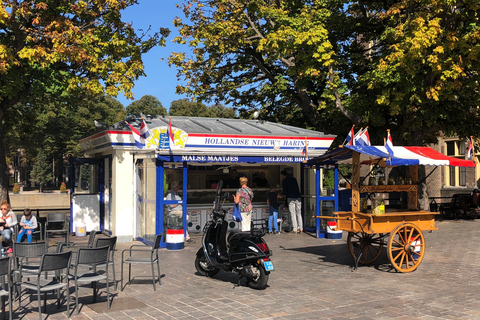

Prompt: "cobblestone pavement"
[15,218,480,319]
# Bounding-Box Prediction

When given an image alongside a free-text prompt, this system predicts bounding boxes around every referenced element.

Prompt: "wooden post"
[352,151,361,213]
[409,165,418,210]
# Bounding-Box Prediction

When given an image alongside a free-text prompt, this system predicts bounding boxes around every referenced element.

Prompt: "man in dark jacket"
[281,170,302,233]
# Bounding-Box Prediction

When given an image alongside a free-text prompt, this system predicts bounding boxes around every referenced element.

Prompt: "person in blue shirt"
[267,188,280,234]
[281,170,303,233]
[17,208,37,243]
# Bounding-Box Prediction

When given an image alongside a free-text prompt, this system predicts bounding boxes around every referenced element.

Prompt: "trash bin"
[166,227,184,250]
[75,223,86,237]
[326,221,342,239]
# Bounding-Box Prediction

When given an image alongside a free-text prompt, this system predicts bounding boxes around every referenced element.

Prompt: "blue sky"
[115,1,188,110]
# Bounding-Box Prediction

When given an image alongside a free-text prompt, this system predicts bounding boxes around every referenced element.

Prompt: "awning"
[307,145,476,167]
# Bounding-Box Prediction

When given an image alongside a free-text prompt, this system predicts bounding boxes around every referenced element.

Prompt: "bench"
[430,191,480,219]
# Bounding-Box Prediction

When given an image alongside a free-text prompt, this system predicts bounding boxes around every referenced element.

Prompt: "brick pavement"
[14,218,480,319]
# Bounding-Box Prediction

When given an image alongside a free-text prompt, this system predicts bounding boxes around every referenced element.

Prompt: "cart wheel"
[347,232,384,265]
[387,223,425,273]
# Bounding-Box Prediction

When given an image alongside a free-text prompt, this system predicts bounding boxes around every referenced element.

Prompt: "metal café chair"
[70,246,111,314]
[44,212,70,246]
[0,256,12,320]
[93,237,117,291]
[14,213,43,242]
[19,251,72,320]
[121,234,162,291]
[12,241,48,274]
[66,230,98,263]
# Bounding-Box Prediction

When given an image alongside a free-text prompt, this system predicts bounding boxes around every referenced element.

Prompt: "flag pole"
[305,137,308,160]
[471,136,475,163]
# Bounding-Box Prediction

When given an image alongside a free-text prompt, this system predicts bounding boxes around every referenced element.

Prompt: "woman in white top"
[0,200,18,253]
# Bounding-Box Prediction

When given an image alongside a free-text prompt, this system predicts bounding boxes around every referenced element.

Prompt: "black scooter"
[195,180,274,289]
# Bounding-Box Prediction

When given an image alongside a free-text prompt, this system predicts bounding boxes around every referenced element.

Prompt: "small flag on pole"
[468,136,474,160]
[385,129,394,160]
[139,118,150,140]
[354,127,371,146]
[167,117,175,150]
[344,125,355,146]
[302,138,308,160]
[125,121,145,149]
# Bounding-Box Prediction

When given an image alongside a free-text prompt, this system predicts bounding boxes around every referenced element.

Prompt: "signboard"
[80,126,334,158]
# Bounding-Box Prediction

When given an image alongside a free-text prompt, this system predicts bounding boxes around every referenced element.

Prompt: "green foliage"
[5,93,126,184]
[12,183,20,194]
[169,99,236,118]
[171,0,480,146]
[30,150,53,193]
[60,182,67,193]
[0,0,169,199]
[323,169,335,191]
[126,95,167,116]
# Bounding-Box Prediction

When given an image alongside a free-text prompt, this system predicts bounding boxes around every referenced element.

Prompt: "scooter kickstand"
[233,277,243,288]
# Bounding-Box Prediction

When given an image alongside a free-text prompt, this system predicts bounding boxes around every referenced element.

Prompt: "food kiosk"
[77,116,336,245]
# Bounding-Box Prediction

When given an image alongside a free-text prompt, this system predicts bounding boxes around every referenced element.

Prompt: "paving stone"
[13,219,480,319]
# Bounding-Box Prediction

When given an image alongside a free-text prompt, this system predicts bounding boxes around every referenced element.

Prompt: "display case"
[185,188,270,206]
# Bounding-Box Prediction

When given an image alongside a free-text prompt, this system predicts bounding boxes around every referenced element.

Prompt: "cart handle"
[314,215,352,220]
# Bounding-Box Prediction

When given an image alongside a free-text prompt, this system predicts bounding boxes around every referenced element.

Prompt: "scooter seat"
[227,231,251,242]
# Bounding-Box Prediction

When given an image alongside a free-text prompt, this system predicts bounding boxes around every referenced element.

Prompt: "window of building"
[459,167,466,186]
[459,141,466,155]
[445,139,469,187]
[446,141,455,156]
[449,167,455,186]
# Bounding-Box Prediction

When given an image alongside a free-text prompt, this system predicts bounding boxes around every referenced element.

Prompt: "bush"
[12,183,20,194]
[60,182,67,193]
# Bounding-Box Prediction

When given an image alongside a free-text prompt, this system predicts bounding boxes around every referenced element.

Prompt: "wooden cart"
[318,153,439,273]
[311,146,475,272]
[322,209,438,272]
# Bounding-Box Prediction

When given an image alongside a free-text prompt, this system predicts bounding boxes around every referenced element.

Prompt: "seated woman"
[16,209,37,243]
[0,200,18,253]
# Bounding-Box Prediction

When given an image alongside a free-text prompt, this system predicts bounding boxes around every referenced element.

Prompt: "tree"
[5,93,126,186]
[30,150,53,192]
[169,99,236,118]
[0,1,169,200]
[170,1,480,145]
[169,99,210,117]
[126,95,167,116]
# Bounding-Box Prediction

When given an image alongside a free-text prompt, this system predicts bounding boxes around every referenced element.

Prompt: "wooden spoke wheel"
[347,232,385,265]
[387,223,425,273]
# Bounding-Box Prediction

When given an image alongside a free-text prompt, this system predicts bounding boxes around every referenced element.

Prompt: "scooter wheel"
[195,252,220,277]
[246,265,269,290]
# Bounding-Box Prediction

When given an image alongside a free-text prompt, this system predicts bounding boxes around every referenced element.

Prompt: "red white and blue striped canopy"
[307,145,476,167]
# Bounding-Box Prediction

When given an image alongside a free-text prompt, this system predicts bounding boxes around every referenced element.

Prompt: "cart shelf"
[333,210,438,235]
[359,185,417,193]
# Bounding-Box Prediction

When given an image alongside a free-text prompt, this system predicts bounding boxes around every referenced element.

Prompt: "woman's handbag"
[232,203,242,222]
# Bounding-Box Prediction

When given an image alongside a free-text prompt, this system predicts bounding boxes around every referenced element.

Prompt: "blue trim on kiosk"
[157,155,311,163]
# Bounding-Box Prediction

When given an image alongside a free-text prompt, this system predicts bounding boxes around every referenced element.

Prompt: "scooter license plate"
[264,260,274,271]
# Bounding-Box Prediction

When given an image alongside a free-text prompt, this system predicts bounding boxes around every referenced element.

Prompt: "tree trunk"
[0,110,9,203]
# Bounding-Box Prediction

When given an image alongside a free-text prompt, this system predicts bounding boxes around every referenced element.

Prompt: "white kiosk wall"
[112,149,135,242]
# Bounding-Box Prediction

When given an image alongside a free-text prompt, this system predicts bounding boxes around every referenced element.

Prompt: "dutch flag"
[355,127,371,146]
[139,119,150,140]
[385,130,394,159]
[167,118,175,150]
[126,122,145,149]
[467,138,474,160]
[345,126,355,146]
